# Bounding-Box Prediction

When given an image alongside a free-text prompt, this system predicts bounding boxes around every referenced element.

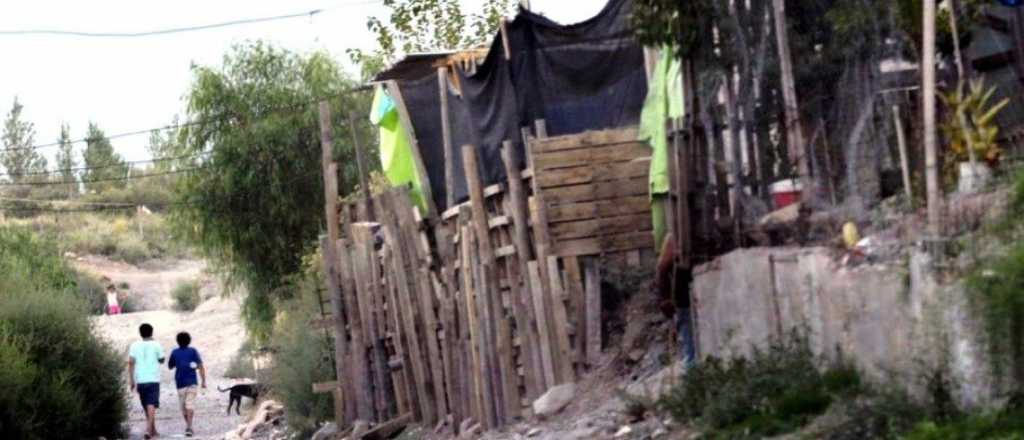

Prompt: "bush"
[268,251,336,437]
[0,227,127,439]
[659,334,860,439]
[4,212,191,264]
[72,270,108,315]
[225,342,257,380]
[902,405,1024,440]
[172,280,202,312]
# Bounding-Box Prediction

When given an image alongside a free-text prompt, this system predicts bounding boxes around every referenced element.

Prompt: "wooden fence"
[314,120,661,436]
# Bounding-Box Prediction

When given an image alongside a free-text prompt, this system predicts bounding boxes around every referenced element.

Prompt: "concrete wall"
[693,246,997,408]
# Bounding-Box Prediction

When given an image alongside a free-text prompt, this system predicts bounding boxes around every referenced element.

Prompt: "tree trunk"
[771,0,810,198]
[923,0,942,236]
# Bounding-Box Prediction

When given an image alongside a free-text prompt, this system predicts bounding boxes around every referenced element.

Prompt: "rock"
[652,428,667,438]
[614,426,633,437]
[532,383,576,417]
[526,427,543,437]
[311,422,338,440]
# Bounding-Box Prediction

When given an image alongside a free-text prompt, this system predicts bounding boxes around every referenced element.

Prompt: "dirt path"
[85,257,254,440]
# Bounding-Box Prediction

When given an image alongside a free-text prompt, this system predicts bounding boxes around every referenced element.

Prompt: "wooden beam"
[360,413,413,440]
[318,101,356,424]
[583,259,602,367]
[501,141,543,400]
[336,238,375,422]
[347,110,375,222]
[545,256,574,384]
[439,67,456,209]
[313,381,339,394]
[386,80,438,219]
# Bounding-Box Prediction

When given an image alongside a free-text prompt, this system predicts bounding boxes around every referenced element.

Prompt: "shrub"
[0,227,127,439]
[225,342,257,380]
[268,251,336,437]
[659,334,860,439]
[172,280,202,312]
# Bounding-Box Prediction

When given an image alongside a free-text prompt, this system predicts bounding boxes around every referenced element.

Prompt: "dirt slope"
[86,257,253,440]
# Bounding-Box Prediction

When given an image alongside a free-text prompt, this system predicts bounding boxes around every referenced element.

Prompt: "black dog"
[218,384,261,415]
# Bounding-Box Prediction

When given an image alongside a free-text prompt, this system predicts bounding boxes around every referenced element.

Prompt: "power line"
[0,153,208,178]
[2,85,372,152]
[0,166,206,186]
[0,1,385,38]
[0,196,139,207]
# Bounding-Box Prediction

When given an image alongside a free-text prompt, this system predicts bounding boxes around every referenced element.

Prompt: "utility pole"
[771,0,810,198]
[923,0,942,237]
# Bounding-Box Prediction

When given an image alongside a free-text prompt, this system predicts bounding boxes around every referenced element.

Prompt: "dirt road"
[84,257,254,439]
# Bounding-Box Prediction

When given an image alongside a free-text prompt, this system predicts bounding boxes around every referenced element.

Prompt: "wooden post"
[462,144,517,424]
[922,0,942,237]
[347,110,374,221]
[892,105,914,202]
[772,0,811,198]
[318,101,355,424]
[500,141,542,400]
[439,67,456,209]
[583,259,601,368]
[500,18,512,60]
[336,237,376,423]
[386,80,438,219]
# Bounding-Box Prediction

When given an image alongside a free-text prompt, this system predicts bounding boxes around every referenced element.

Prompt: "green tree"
[365,0,515,60]
[173,42,376,340]
[54,123,77,197]
[81,123,128,193]
[1,97,47,183]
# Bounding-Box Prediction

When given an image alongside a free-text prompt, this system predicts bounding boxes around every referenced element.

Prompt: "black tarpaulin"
[395,0,646,211]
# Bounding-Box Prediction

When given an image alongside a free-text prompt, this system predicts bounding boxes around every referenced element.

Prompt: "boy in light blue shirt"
[129,323,165,439]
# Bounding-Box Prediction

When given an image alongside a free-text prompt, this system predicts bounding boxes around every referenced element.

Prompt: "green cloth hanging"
[639,49,685,251]
[370,85,427,212]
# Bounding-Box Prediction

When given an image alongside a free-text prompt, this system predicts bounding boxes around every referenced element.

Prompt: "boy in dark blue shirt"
[169,332,207,437]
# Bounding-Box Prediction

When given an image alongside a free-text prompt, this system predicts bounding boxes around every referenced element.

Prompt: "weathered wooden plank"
[527,260,556,389]
[550,231,655,257]
[584,259,602,367]
[545,256,575,384]
[530,126,641,153]
[382,254,413,417]
[540,178,648,205]
[318,101,354,424]
[501,142,543,402]
[533,141,652,171]
[495,245,516,258]
[459,209,489,425]
[391,191,450,419]
[549,214,653,241]
[535,159,649,189]
[562,257,586,373]
[361,412,413,440]
[312,381,339,394]
[488,215,510,229]
[352,224,397,420]
[336,238,375,421]
[545,195,650,224]
[439,67,456,210]
[484,183,504,198]
[379,205,435,425]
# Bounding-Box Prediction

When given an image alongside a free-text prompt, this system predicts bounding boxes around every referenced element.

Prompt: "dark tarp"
[396,0,647,211]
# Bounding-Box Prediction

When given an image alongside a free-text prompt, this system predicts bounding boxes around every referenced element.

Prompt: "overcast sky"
[0,0,607,164]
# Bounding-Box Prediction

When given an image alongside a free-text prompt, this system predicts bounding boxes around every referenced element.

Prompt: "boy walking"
[169,332,207,438]
[129,323,164,439]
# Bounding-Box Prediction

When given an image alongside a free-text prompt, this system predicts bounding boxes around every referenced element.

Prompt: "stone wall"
[692,246,998,408]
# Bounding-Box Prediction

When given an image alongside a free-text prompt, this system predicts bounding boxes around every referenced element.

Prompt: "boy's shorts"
[177,385,198,411]
[137,383,160,409]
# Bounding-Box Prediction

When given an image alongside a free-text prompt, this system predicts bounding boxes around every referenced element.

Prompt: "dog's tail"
[217,386,231,392]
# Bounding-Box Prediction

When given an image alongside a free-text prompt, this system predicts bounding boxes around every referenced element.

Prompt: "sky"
[0,0,607,165]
